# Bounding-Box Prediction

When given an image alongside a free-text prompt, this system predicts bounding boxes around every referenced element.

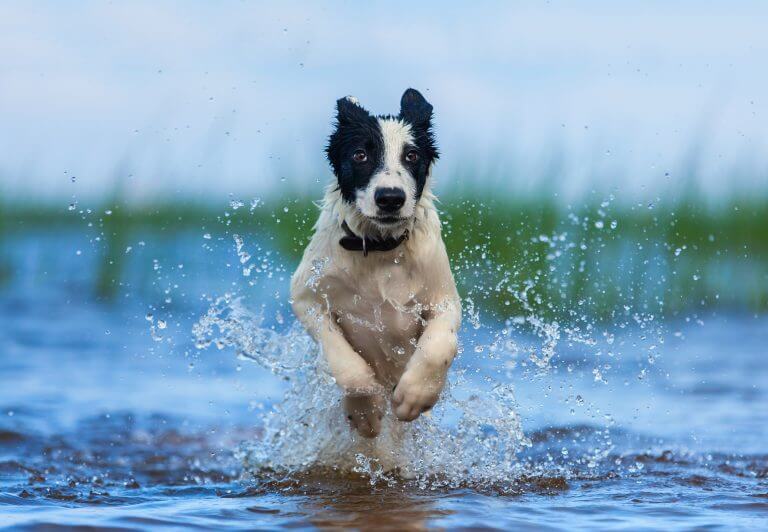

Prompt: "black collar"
[339,220,408,257]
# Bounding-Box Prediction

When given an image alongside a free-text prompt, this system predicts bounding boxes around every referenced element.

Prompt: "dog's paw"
[344,393,385,438]
[391,368,445,422]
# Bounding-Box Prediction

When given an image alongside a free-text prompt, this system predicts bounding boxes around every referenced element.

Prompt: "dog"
[290,89,460,439]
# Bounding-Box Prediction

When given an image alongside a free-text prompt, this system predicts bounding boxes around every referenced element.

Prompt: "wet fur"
[291,89,460,439]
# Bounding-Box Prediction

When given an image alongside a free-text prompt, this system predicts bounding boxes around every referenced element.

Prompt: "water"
[1,229,767,530]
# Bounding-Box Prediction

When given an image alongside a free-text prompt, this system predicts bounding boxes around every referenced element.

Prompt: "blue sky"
[1,1,767,204]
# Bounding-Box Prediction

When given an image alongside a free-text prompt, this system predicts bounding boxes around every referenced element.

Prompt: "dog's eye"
[352,150,367,163]
[405,150,419,163]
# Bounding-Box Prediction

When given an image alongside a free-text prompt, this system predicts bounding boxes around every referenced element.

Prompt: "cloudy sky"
[1,1,767,204]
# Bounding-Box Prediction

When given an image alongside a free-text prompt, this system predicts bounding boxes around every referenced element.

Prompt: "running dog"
[291,89,460,438]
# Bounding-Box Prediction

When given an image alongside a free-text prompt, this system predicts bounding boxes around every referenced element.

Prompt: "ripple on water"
[2,407,768,530]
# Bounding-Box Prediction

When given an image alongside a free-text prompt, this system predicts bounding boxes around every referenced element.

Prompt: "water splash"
[191,203,665,490]
[193,293,559,489]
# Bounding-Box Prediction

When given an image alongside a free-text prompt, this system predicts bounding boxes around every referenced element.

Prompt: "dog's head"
[326,89,438,235]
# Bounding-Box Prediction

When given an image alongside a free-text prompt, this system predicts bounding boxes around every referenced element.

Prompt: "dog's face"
[326,89,438,232]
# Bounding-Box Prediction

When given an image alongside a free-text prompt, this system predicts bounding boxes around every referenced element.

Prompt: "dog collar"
[339,220,408,257]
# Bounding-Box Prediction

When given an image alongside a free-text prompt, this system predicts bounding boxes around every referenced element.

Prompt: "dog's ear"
[400,88,438,161]
[399,88,433,128]
[335,95,370,124]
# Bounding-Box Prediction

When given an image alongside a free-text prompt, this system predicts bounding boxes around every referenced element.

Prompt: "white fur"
[354,118,417,233]
[291,174,461,439]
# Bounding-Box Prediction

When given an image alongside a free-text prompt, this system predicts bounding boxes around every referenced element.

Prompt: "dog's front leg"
[292,265,386,437]
[392,302,460,421]
[292,288,384,437]
[314,321,386,437]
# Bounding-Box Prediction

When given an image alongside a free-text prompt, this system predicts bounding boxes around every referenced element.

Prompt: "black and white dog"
[291,89,460,438]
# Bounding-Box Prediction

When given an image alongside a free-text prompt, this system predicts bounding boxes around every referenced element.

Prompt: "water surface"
[0,230,766,530]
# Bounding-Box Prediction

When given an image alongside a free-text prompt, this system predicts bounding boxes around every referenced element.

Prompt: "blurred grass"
[1,192,766,320]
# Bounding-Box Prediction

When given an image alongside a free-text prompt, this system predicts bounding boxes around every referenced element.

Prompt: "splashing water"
[193,293,534,488]
[190,201,671,491]
[191,277,634,490]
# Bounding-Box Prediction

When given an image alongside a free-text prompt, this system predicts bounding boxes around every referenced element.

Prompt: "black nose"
[374,187,406,212]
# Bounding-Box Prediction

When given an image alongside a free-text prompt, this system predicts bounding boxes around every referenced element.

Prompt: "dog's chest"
[324,252,426,358]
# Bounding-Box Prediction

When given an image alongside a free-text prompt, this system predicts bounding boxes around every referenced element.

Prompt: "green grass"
[1,192,766,320]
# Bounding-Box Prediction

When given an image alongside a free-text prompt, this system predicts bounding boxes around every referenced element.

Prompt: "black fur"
[398,88,439,199]
[326,89,439,204]
[326,98,385,204]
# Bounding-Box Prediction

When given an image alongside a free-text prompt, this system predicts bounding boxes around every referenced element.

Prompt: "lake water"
[0,229,767,530]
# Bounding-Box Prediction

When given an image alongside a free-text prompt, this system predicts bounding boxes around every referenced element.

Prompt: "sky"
[1,1,767,205]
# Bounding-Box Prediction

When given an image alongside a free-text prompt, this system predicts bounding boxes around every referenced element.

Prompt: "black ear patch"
[399,88,439,161]
[326,96,385,204]
[336,96,371,124]
[400,89,433,127]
